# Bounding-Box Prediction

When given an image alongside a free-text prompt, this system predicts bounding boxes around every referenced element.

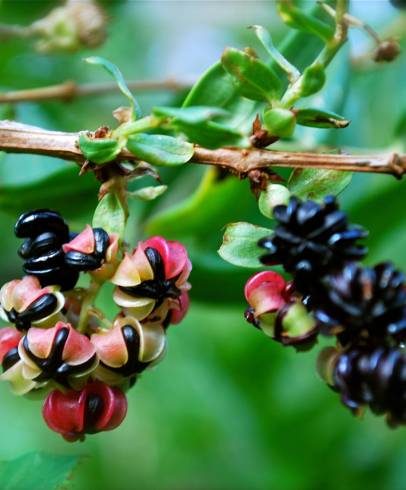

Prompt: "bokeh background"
[0,1,405,489]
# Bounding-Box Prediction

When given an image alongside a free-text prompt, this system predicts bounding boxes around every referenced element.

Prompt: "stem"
[77,279,102,334]
[0,79,191,105]
[113,115,161,139]
[281,0,349,107]
[0,120,405,178]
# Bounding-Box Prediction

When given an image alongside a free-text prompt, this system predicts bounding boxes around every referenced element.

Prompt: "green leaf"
[296,108,350,128]
[218,222,272,268]
[152,106,228,124]
[299,63,326,97]
[0,452,82,490]
[129,185,167,201]
[84,56,141,120]
[93,192,126,238]
[288,168,352,201]
[221,48,281,102]
[79,133,122,164]
[127,133,194,167]
[173,120,246,149]
[277,1,334,43]
[250,25,300,82]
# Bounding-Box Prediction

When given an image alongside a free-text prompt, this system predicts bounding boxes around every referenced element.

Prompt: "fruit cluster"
[244,195,406,426]
[0,210,191,441]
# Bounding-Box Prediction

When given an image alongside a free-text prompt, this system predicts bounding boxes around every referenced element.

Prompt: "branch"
[0,79,191,105]
[0,120,404,178]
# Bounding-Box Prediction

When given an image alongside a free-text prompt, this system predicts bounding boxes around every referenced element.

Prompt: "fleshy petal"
[43,388,85,437]
[91,326,128,368]
[0,280,20,312]
[133,321,166,363]
[63,225,95,254]
[13,276,52,312]
[24,326,58,359]
[62,323,96,366]
[131,244,154,281]
[111,253,142,287]
[0,327,22,363]
[170,290,190,325]
[166,240,189,280]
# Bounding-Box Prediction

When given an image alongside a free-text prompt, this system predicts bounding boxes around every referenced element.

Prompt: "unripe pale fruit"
[263,108,296,138]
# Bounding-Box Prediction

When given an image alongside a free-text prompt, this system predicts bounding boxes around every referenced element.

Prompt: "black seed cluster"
[119,247,181,305]
[256,195,406,426]
[334,347,406,427]
[258,196,367,296]
[64,227,109,272]
[15,209,111,291]
[313,262,406,347]
[16,209,79,291]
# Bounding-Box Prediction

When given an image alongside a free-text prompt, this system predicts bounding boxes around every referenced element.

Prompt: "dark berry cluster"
[0,209,192,441]
[244,195,406,427]
[16,210,79,291]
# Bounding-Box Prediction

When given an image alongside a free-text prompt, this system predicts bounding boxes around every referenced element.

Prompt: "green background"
[0,1,405,489]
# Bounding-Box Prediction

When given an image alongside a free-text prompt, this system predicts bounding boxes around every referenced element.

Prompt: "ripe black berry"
[333,346,406,427]
[312,262,406,347]
[15,209,79,291]
[258,196,367,296]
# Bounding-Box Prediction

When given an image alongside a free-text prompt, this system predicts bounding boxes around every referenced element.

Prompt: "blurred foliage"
[0,1,406,490]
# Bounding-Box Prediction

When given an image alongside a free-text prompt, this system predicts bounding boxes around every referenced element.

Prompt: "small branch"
[0,79,191,105]
[0,120,405,178]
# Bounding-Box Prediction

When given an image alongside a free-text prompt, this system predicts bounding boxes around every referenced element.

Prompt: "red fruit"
[43,381,127,442]
[244,271,290,317]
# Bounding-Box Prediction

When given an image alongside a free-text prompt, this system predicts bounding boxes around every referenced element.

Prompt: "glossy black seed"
[2,347,20,372]
[15,209,69,239]
[313,262,406,347]
[30,267,79,291]
[120,280,180,301]
[93,228,109,258]
[84,394,105,433]
[64,250,102,271]
[18,232,61,259]
[333,346,406,426]
[24,249,65,272]
[145,247,165,281]
[5,293,59,330]
[101,325,149,377]
[258,196,367,295]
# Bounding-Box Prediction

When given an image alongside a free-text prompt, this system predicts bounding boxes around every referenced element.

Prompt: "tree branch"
[0,79,191,104]
[0,120,404,178]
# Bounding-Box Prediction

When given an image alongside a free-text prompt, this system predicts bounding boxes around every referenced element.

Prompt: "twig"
[0,120,404,178]
[0,79,191,105]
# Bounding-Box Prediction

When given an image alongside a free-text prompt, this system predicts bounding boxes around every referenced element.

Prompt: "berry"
[312,262,406,347]
[63,225,111,272]
[15,209,79,291]
[19,322,97,388]
[91,317,166,385]
[43,381,127,442]
[258,196,367,295]
[0,276,65,330]
[331,346,406,427]
[15,209,69,240]
[112,236,191,322]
